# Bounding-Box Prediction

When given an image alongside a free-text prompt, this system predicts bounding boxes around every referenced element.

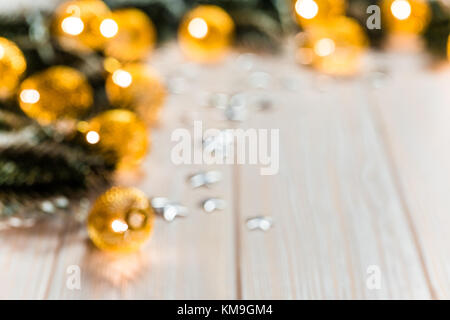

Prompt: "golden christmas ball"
[105,63,166,125]
[18,66,93,124]
[178,5,235,62]
[52,0,113,52]
[0,37,26,100]
[85,109,149,170]
[87,186,155,253]
[448,34,450,62]
[381,0,430,34]
[104,8,156,62]
[292,0,346,28]
[297,16,368,76]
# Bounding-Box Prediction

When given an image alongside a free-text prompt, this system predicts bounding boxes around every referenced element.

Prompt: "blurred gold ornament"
[381,0,430,34]
[85,109,149,169]
[292,0,346,27]
[105,63,166,124]
[88,186,155,253]
[19,66,93,124]
[0,37,26,100]
[297,17,368,76]
[448,34,450,61]
[178,5,235,62]
[52,0,113,52]
[104,8,156,62]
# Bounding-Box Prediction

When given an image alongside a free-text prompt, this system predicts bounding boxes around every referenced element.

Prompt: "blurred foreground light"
[20,89,40,104]
[188,18,209,39]
[61,16,84,35]
[112,69,132,88]
[86,130,100,144]
[111,219,128,233]
[295,0,319,20]
[314,38,335,57]
[391,0,412,20]
[0,45,4,59]
[100,18,119,38]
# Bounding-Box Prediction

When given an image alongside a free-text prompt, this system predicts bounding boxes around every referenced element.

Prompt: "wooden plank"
[235,53,432,299]
[44,45,238,299]
[370,53,450,299]
[0,220,63,299]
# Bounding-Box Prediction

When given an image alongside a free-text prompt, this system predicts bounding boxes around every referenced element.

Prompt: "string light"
[391,0,411,20]
[19,89,40,104]
[86,130,100,144]
[61,16,84,36]
[100,18,119,38]
[314,38,335,57]
[188,17,209,39]
[112,69,132,88]
[111,219,128,233]
[295,0,319,20]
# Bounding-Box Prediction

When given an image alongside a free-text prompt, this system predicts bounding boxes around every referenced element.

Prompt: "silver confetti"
[189,170,223,188]
[236,53,255,71]
[203,130,234,160]
[163,204,188,222]
[167,76,187,94]
[246,216,273,231]
[249,71,271,89]
[202,198,227,213]
[40,200,55,214]
[54,196,69,209]
[151,197,188,222]
[208,92,229,109]
[225,93,247,121]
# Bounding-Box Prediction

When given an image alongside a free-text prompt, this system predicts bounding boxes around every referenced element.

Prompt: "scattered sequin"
[202,198,226,213]
[246,216,273,231]
[189,170,223,188]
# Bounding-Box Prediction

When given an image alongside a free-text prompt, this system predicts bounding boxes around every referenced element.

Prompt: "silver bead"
[189,170,223,188]
[202,198,226,213]
[151,197,188,222]
[246,216,273,231]
[225,93,247,122]
[249,71,271,89]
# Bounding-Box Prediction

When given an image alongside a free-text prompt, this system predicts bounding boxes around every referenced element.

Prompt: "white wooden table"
[1,42,449,299]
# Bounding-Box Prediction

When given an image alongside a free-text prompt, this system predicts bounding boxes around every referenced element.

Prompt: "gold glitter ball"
[381,0,430,34]
[52,0,112,52]
[0,37,26,100]
[105,63,166,125]
[104,8,156,62]
[178,5,235,62]
[88,186,155,253]
[297,16,368,76]
[18,66,93,124]
[86,109,149,170]
[292,0,346,28]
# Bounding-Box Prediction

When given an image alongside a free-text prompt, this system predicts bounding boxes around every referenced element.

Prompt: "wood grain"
[233,53,432,299]
[0,45,447,299]
[370,53,450,299]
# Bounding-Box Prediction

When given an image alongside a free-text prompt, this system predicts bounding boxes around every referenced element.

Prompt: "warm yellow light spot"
[103,57,121,73]
[0,45,4,60]
[295,0,319,20]
[188,17,209,39]
[111,219,128,233]
[61,16,84,35]
[20,89,40,104]
[86,130,100,144]
[391,0,411,20]
[314,38,335,57]
[100,18,119,38]
[112,69,132,88]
